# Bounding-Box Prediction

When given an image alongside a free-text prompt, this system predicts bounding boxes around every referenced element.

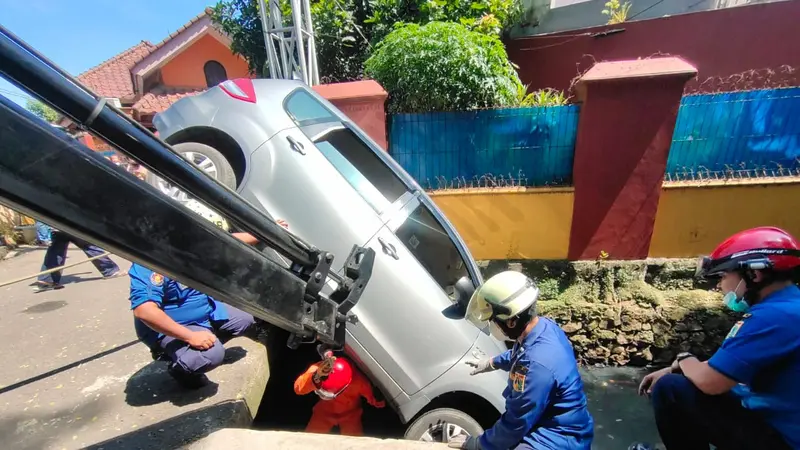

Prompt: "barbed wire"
[417,171,572,191]
[416,161,800,191]
[664,160,800,183]
[686,65,798,95]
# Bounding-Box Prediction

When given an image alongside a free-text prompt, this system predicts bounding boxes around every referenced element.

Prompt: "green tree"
[211,0,523,83]
[211,0,268,76]
[365,22,521,113]
[211,0,368,82]
[366,0,523,44]
[25,99,59,123]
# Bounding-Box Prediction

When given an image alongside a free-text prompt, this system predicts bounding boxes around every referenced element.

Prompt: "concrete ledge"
[188,429,446,449]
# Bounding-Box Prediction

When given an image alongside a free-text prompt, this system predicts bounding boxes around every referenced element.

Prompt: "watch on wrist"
[672,352,694,372]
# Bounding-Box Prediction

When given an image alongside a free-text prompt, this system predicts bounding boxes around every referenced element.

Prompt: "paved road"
[0,246,268,450]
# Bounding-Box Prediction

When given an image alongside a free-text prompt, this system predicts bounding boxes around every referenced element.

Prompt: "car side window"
[313,128,408,215]
[394,204,469,297]
[284,89,337,125]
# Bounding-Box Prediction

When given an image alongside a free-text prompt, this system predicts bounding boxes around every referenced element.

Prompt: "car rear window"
[284,89,337,125]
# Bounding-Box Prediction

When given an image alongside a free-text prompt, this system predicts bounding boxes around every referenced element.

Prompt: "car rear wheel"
[404,408,484,443]
[148,142,237,203]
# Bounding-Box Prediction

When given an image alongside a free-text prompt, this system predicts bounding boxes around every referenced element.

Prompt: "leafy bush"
[366,0,523,44]
[516,87,569,107]
[365,22,521,113]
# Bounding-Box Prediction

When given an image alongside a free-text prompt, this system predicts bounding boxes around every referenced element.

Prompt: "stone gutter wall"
[479,259,742,367]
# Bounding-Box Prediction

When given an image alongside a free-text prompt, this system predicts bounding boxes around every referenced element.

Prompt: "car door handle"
[287,136,306,155]
[378,237,399,260]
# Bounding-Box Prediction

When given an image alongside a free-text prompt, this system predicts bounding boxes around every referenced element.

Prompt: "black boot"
[167,364,209,389]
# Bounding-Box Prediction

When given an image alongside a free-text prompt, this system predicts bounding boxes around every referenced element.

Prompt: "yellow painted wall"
[430,187,574,260]
[649,180,800,258]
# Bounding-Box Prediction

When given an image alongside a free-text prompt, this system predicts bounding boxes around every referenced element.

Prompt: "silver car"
[151,78,509,442]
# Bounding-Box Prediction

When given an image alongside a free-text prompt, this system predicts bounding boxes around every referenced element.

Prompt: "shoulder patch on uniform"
[510,371,526,392]
[149,272,164,287]
[726,320,745,340]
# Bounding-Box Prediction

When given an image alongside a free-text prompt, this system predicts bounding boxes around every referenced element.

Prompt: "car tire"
[404,408,484,443]
[146,142,237,201]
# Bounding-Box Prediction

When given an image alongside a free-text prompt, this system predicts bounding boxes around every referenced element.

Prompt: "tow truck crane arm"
[0,25,374,349]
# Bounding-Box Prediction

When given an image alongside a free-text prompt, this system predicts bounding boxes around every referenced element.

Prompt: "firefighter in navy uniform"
[449,271,594,450]
[634,226,800,450]
[130,199,257,389]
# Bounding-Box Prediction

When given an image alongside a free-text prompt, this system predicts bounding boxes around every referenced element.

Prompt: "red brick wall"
[507,1,800,95]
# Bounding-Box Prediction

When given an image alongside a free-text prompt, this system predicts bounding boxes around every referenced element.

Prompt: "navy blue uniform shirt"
[482,317,594,450]
[129,263,229,347]
[708,284,800,448]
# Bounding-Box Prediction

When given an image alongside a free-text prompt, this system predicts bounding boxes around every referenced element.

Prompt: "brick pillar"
[568,58,697,260]
[313,80,389,150]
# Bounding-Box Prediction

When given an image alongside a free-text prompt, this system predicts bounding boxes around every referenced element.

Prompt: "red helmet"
[315,357,353,400]
[696,227,800,278]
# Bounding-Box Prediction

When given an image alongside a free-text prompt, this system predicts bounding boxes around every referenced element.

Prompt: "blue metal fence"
[389,105,581,189]
[667,87,800,180]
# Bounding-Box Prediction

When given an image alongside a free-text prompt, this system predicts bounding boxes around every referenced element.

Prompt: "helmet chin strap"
[741,270,772,305]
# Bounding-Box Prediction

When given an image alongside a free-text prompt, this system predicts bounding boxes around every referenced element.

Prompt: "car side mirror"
[442,276,476,320]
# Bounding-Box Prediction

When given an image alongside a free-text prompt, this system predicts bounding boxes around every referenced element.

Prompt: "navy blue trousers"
[37,231,120,284]
[157,303,255,376]
[650,374,790,450]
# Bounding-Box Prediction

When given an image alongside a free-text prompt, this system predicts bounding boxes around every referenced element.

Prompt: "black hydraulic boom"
[0,24,374,348]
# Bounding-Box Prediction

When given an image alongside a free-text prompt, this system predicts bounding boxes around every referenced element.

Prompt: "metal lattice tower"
[258,0,319,86]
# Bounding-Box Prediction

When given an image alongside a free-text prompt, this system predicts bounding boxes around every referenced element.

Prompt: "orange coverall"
[294,362,383,436]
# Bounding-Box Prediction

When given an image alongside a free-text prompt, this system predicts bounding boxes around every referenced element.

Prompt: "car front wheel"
[404,408,484,443]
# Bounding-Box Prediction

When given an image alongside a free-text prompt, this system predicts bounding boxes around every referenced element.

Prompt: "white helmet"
[466,271,539,329]
[182,198,230,232]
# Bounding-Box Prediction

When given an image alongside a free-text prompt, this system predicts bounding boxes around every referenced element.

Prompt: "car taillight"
[219,78,257,103]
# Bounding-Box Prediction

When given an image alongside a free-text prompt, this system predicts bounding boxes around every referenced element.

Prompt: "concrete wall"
[432,179,800,260]
[506,1,800,94]
[431,187,574,260]
[649,180,800,258]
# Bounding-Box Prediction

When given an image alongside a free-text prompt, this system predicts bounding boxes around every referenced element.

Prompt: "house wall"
[506,1,800,94]
[161,34,250,88]
[514,0,783,36]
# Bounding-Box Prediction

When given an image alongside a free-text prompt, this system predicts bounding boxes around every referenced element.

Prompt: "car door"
[349,194,482,395]
[243,89,414,273]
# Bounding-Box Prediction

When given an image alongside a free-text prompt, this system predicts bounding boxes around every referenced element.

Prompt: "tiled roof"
[131,8,214,67]
[75,8,214,102]
[76,41,156,101]
[132,87,206,115]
